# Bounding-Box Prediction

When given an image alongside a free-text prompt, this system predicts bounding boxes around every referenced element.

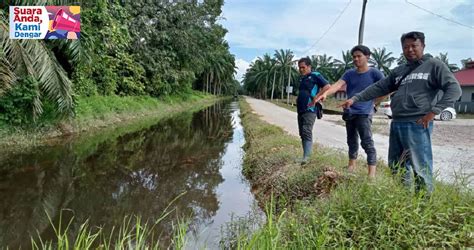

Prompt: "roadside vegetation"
[0,0,239,147]
[0,91,221,153]
[225,99,474,248]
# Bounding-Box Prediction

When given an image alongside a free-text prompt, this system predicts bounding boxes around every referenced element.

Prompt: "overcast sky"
[220,0,474,81]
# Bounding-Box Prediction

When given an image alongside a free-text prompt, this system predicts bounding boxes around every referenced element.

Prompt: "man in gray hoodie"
[340,31,461,194]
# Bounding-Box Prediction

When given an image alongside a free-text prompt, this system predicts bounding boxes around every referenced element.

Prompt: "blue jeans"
[345,114,377,166]
[388,121,434,193]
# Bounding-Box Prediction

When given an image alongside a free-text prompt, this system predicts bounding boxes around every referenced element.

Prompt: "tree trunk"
[271,70,276,100]
[213,77,218,95]
[206,73,210,93]
[287,66,291,104]
[210,72,214,94]
[280,70,284,100]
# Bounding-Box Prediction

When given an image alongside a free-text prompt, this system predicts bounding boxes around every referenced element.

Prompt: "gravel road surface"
[245,96,473,185]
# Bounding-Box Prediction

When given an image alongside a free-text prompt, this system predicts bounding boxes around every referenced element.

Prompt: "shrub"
[0,77,39,126]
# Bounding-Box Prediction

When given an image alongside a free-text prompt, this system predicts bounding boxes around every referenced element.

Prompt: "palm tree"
[311,54,336,82]
[254,54,274,99]
[274,49,294,100]
[334,50,353,80]
[243,61,261,97]
[396,53,407,66]
[201,51,236,95]
[371,48,396,76]
[0,10,74,119]
[270,64,278,100]
[435,52,460,72]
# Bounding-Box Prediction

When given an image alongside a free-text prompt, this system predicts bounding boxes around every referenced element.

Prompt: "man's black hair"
[401,31,425,45]
[350,45,371,56]
[298,57,312,66]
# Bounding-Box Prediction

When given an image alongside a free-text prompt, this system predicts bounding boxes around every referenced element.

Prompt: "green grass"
[0,91,221,154]
[74,90,211,124]
[226,98,474,248]
[30,195,190,250]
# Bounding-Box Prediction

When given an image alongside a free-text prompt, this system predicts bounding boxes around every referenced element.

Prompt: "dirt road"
[245,96,473,185]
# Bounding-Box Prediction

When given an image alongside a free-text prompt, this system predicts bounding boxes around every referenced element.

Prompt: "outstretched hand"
[307,94,327,108]
[338,99,354,109]
[314,94,327,103]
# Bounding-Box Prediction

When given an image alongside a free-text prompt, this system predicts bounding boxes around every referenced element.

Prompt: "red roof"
[454,68,474,87]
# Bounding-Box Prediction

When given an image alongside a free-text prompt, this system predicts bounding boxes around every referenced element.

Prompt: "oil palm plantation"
[311,54,337,82]
[371,47,396,76]
[396,53,407,66]
[273,49,295,100]
[334,50,353,80]
[243,54,275,99]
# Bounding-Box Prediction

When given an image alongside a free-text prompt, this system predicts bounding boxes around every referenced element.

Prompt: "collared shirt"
[297,72,329,113]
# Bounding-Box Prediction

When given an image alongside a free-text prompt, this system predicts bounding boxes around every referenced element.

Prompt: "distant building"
[454,61,474,102]
[454,61,474,113]
[334,84,346,100]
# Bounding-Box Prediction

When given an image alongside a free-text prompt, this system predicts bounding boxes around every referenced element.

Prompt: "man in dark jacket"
[340,31,461,194]
[296,57,330,165]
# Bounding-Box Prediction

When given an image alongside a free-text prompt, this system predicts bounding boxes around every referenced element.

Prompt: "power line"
[302,0,352,55]
[405,0,473,30]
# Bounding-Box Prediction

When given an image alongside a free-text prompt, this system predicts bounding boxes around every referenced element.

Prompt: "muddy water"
[0,100,260,249]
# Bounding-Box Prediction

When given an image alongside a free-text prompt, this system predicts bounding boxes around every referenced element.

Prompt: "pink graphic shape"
[52,9,80,32]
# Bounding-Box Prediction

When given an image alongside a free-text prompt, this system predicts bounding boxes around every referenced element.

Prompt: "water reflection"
[0,100,254,248]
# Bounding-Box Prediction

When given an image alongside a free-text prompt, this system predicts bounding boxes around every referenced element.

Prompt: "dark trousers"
[345,114,377,166]
[298,112,316,142]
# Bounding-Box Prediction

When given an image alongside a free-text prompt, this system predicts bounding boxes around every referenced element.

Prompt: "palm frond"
[34,42,74,115]
[0,14,36,76]
[0,9,74,117]
[48,28,92,67]
[0,57,16,95]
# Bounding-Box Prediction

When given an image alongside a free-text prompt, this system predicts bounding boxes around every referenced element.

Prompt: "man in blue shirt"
[314,45,384,177]
[296,57,330,165]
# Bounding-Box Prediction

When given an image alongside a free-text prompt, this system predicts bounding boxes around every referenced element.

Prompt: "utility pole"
[287,65,291,104]
[358,0,368,45]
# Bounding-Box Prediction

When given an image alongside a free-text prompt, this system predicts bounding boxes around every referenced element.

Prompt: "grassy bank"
[230,98,473,248]
[0,91,221,152]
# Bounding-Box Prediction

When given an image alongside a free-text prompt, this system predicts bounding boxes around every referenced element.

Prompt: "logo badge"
[10,6,80,39]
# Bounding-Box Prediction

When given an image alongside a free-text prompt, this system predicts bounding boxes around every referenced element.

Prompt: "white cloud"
[235,58,250,82]
[222,0,474,66]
